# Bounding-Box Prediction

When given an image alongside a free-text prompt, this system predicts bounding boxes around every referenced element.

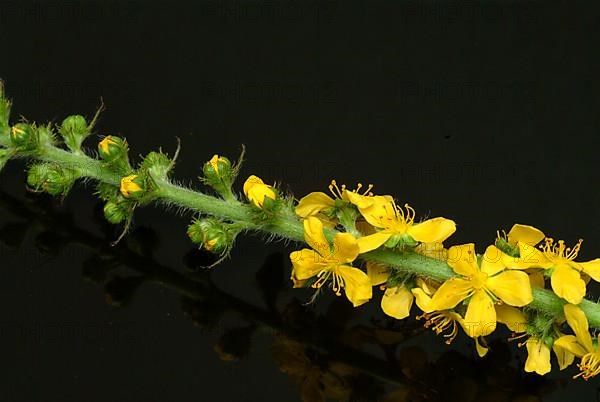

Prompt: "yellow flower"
[366,262,437,320]
[290,217,372,307]
[344,192,456,253]
[511,238,600,304]
[427,244,533,338]
[554,304,600,379]
[99,135,117,154]
[295,180,373,218]
[496,304,574,376]
[119,174,143,197]
[243,175,276,208]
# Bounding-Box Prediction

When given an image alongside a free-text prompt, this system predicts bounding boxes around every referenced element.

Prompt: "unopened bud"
[59,115,89,151]
[10,123,34,146]
[243,175,276,208]
[187,218,233,253]
[103,200,132,224]
[27,163,79,196]
[119,174,145,199]
[141,151,173,179]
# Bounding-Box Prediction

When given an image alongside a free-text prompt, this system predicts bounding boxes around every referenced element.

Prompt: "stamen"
[328,180,343,199]
[404,204,415,224]
[567,239,583,260]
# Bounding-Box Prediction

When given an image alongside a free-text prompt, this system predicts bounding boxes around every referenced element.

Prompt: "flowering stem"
[6,135,600,329]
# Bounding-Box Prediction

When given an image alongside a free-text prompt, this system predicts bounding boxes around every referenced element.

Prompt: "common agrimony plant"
[1,82,600,380]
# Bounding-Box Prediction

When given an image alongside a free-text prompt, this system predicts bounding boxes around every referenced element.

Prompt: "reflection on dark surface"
[1,189,584,402]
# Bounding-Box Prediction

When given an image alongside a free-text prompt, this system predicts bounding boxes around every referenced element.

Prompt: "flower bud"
[27,163,79,196]
[243,175,276,208]
[98,135,129,161]
[187,218,233,253]
[141,151,173,179]
[202,154,236,200]
[119,174,145,199]
[59,115,89,151]
[10,123,35,146]
[103,200,132,224]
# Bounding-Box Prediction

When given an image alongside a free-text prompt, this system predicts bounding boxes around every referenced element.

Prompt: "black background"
[1,1,600,401]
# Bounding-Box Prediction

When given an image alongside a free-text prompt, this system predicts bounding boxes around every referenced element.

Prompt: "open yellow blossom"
[427,244,533,338]
[496,305,573,375]
[344,192,456,253]
[99,135,118,154]
[120,174,143,197]
[554,304,600,380]
[511,238,600,304]
[243,175,276,208]
[290,217,372,307]
[295,180,373,218]
[366,262,438,320]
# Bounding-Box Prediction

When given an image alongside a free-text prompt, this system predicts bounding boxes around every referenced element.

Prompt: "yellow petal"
[243,174,264,195]
[356,231,392,253]
[553,335,588,358]
[411,288,434,312]
[295,192,335,218]
[507,242,552,269]
[351,195,395,229]
[486,270,533,307]
[524,337,551,375]
[578,258,600,282]
[381,286,414,319]
[332,233,360,263]
[338,265,373,307]
[290,249,327,280]
[475,338,489,358]
[480,245,507,276]
[464,289,496,338]
[563,303,593,353]
[528,271,545,288]
[303,217,330,257]
[406,217,456,243]
[550,264,586,305]
[366,262,390,286]
[428,278,473,311]
[415,277,439,296]
[507,224,545,246]
[495,304,528,333]
[446,244,479,277]
[553,340,575,370]
[344,190,377,209]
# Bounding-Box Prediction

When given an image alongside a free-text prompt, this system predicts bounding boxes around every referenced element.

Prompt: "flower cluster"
[284,181,600,379]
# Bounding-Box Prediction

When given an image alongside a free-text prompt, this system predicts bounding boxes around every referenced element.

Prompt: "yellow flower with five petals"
[290,217,372,307]
[427,244,533,338]
[344,192,456,252]
[511,238,600,304]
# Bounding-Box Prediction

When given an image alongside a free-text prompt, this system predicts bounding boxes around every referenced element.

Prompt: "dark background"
[1,1,600,401]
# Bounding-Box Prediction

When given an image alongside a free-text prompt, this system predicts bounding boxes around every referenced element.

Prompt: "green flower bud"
[59,115,89,151]
[10,123,35,146]
[103,200,132,224]
[141,151,173,179]
[27,163,79,196]
[187,218,234,254]
[202,154,235,199]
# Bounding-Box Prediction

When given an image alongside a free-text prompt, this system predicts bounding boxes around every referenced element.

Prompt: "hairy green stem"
[11,141,600,328]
